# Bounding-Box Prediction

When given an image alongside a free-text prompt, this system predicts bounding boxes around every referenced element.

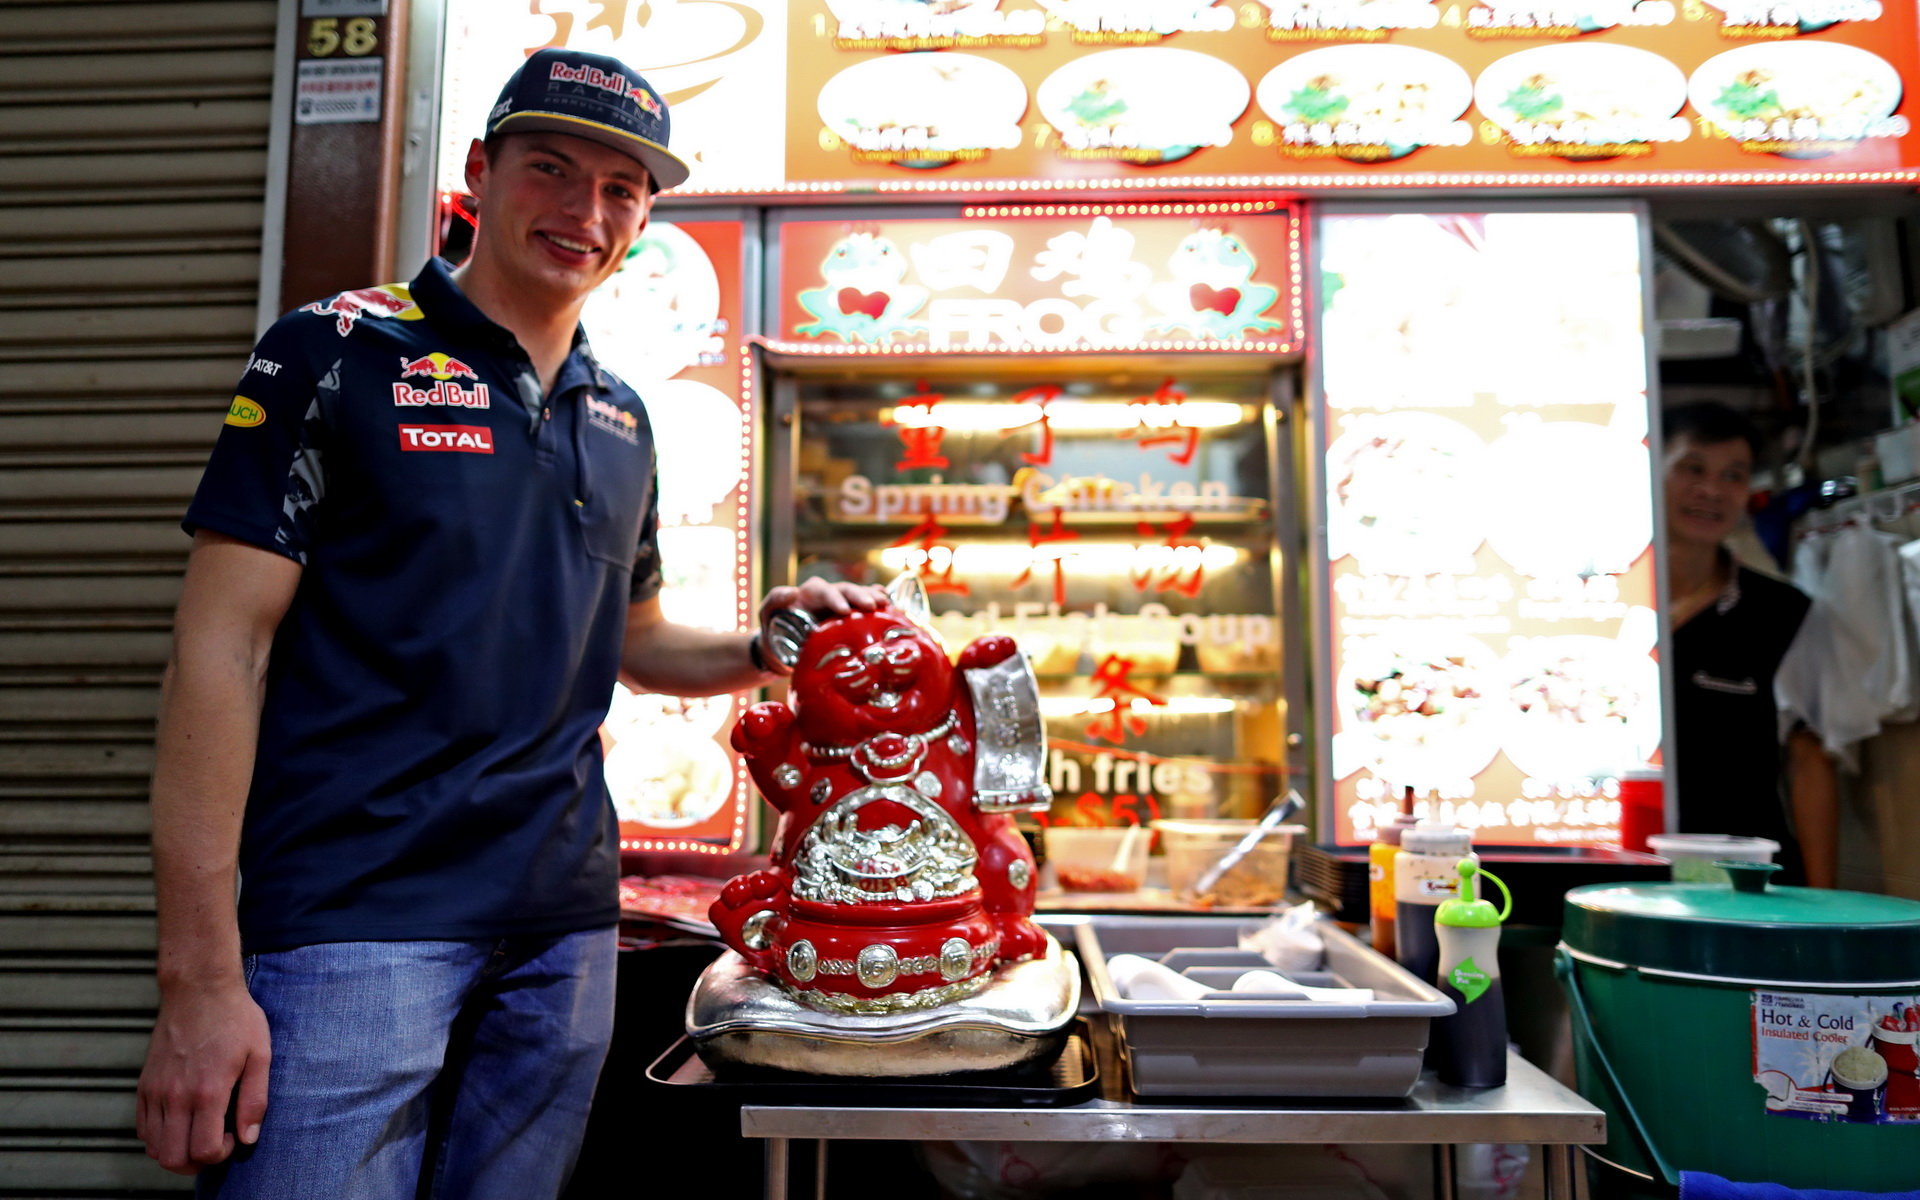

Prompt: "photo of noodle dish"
[1336,634,1501,783]
[1688,43,1903,151]
[605,735,734,829]
[602,687,739,829]
[817,53,1027,161]
[1256,46,1472,160]
[1481,421,1652,578]
[1326,412,1487,575]
[1475,44,1690,151]
[1502,635,1659,780]
[1037,48,1249,162]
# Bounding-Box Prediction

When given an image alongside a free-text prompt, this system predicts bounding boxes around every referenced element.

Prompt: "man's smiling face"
[1664,433,1753,551]
[464,132,652,309]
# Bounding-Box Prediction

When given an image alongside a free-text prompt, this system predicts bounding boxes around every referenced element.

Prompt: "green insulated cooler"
[1558,862,1920,1192]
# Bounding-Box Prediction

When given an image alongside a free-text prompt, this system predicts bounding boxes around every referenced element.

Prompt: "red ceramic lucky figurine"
[710,604,1051,1014]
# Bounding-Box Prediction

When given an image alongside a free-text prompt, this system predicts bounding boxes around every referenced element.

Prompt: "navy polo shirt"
[185,258,662,951]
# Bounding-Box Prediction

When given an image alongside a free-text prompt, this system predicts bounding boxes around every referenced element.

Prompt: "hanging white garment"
[1777,525,1916,768]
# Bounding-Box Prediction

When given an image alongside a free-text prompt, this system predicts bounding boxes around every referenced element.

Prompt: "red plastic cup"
[1616,767,1665,853]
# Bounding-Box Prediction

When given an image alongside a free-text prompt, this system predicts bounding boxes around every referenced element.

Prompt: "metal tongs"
[1191,789,1305,897]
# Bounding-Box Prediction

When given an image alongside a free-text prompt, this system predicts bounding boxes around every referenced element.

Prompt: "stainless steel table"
[740,1048,1603,1200]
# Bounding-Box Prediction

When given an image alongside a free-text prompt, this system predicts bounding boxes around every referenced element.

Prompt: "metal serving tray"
[1076,916,1454,1098]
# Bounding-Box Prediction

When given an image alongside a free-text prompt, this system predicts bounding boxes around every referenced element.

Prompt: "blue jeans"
[197,927,617,1200]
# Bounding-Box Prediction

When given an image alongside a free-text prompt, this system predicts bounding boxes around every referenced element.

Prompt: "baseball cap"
[485,48,690,193]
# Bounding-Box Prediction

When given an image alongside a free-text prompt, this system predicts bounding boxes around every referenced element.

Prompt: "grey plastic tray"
[1076,916,1455,1098]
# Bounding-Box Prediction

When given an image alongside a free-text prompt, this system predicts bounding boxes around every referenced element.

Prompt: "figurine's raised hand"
[958,634,1019,671]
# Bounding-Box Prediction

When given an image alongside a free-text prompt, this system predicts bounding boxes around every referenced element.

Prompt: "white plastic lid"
[1646,832,1779,861]
[1400,823,1471,855]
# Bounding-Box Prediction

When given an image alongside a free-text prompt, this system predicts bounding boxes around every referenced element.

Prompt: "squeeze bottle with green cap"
[1393,822,1474,985]
[1432,858,1513,1089]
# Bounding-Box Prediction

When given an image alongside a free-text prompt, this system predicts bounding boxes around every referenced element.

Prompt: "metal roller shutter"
[0,1,275,1191]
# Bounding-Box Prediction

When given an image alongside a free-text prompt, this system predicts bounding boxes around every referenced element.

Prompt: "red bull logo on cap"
[301,285,421,337]
[548,61,660,115]
[398,352,480,382]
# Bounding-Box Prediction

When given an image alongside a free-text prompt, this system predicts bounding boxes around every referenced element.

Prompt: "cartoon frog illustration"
[795,233,929,344]
[1148,228,1285,340]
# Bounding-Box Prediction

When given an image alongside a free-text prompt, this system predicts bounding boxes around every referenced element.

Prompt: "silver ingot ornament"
[773,763,803,790]
[792,784,978,907]
[1008,858,1032,891]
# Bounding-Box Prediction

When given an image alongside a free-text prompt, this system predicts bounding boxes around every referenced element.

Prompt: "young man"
[1664,400,1836,887]
[135,49,878,1196]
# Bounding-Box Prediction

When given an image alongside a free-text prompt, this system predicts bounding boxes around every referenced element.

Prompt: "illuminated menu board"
[769,205,1303,353]
[438,0,1920,196]
[583,219,759,855]
[1313,208,1661,847]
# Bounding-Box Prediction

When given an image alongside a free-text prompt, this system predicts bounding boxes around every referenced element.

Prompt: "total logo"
[398,424,494,454]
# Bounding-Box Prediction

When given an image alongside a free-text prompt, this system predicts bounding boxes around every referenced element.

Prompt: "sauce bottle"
[1394,822,1473,986]
[1432,858,1513,1089]
[1369,787,1419,956]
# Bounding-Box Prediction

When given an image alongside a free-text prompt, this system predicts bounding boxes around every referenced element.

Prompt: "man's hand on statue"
[136,977,272,1175]
[757,578,889,627]
[753,579,890,675]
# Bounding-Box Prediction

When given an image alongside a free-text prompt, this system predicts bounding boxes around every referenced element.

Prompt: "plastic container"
[1394,823,1474,985]
[1077,916,1455,1097]
[1045,825,1150,893]
[1560,863,1920,1192]
[1153,818,1306,908]
[1615,767,1664,853]
[1645,832,1778,883]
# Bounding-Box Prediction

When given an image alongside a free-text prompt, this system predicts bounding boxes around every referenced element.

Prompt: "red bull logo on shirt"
[584,395,639,443]
[398,424,494,454]
[392,380,491,410]
[301,285,421,337]
[398,353,479,382]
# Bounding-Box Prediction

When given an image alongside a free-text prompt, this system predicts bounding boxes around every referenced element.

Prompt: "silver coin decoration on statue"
[856,943,899,989]
[787,939,818,983]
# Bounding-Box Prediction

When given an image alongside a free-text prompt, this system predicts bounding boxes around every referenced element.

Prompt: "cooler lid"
[1563,863,1920,985]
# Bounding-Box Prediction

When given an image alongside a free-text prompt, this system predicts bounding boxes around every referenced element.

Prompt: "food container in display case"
[1077,917,1454,1098]
[1045,825,1151,894]
[1152,819,1306,908]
